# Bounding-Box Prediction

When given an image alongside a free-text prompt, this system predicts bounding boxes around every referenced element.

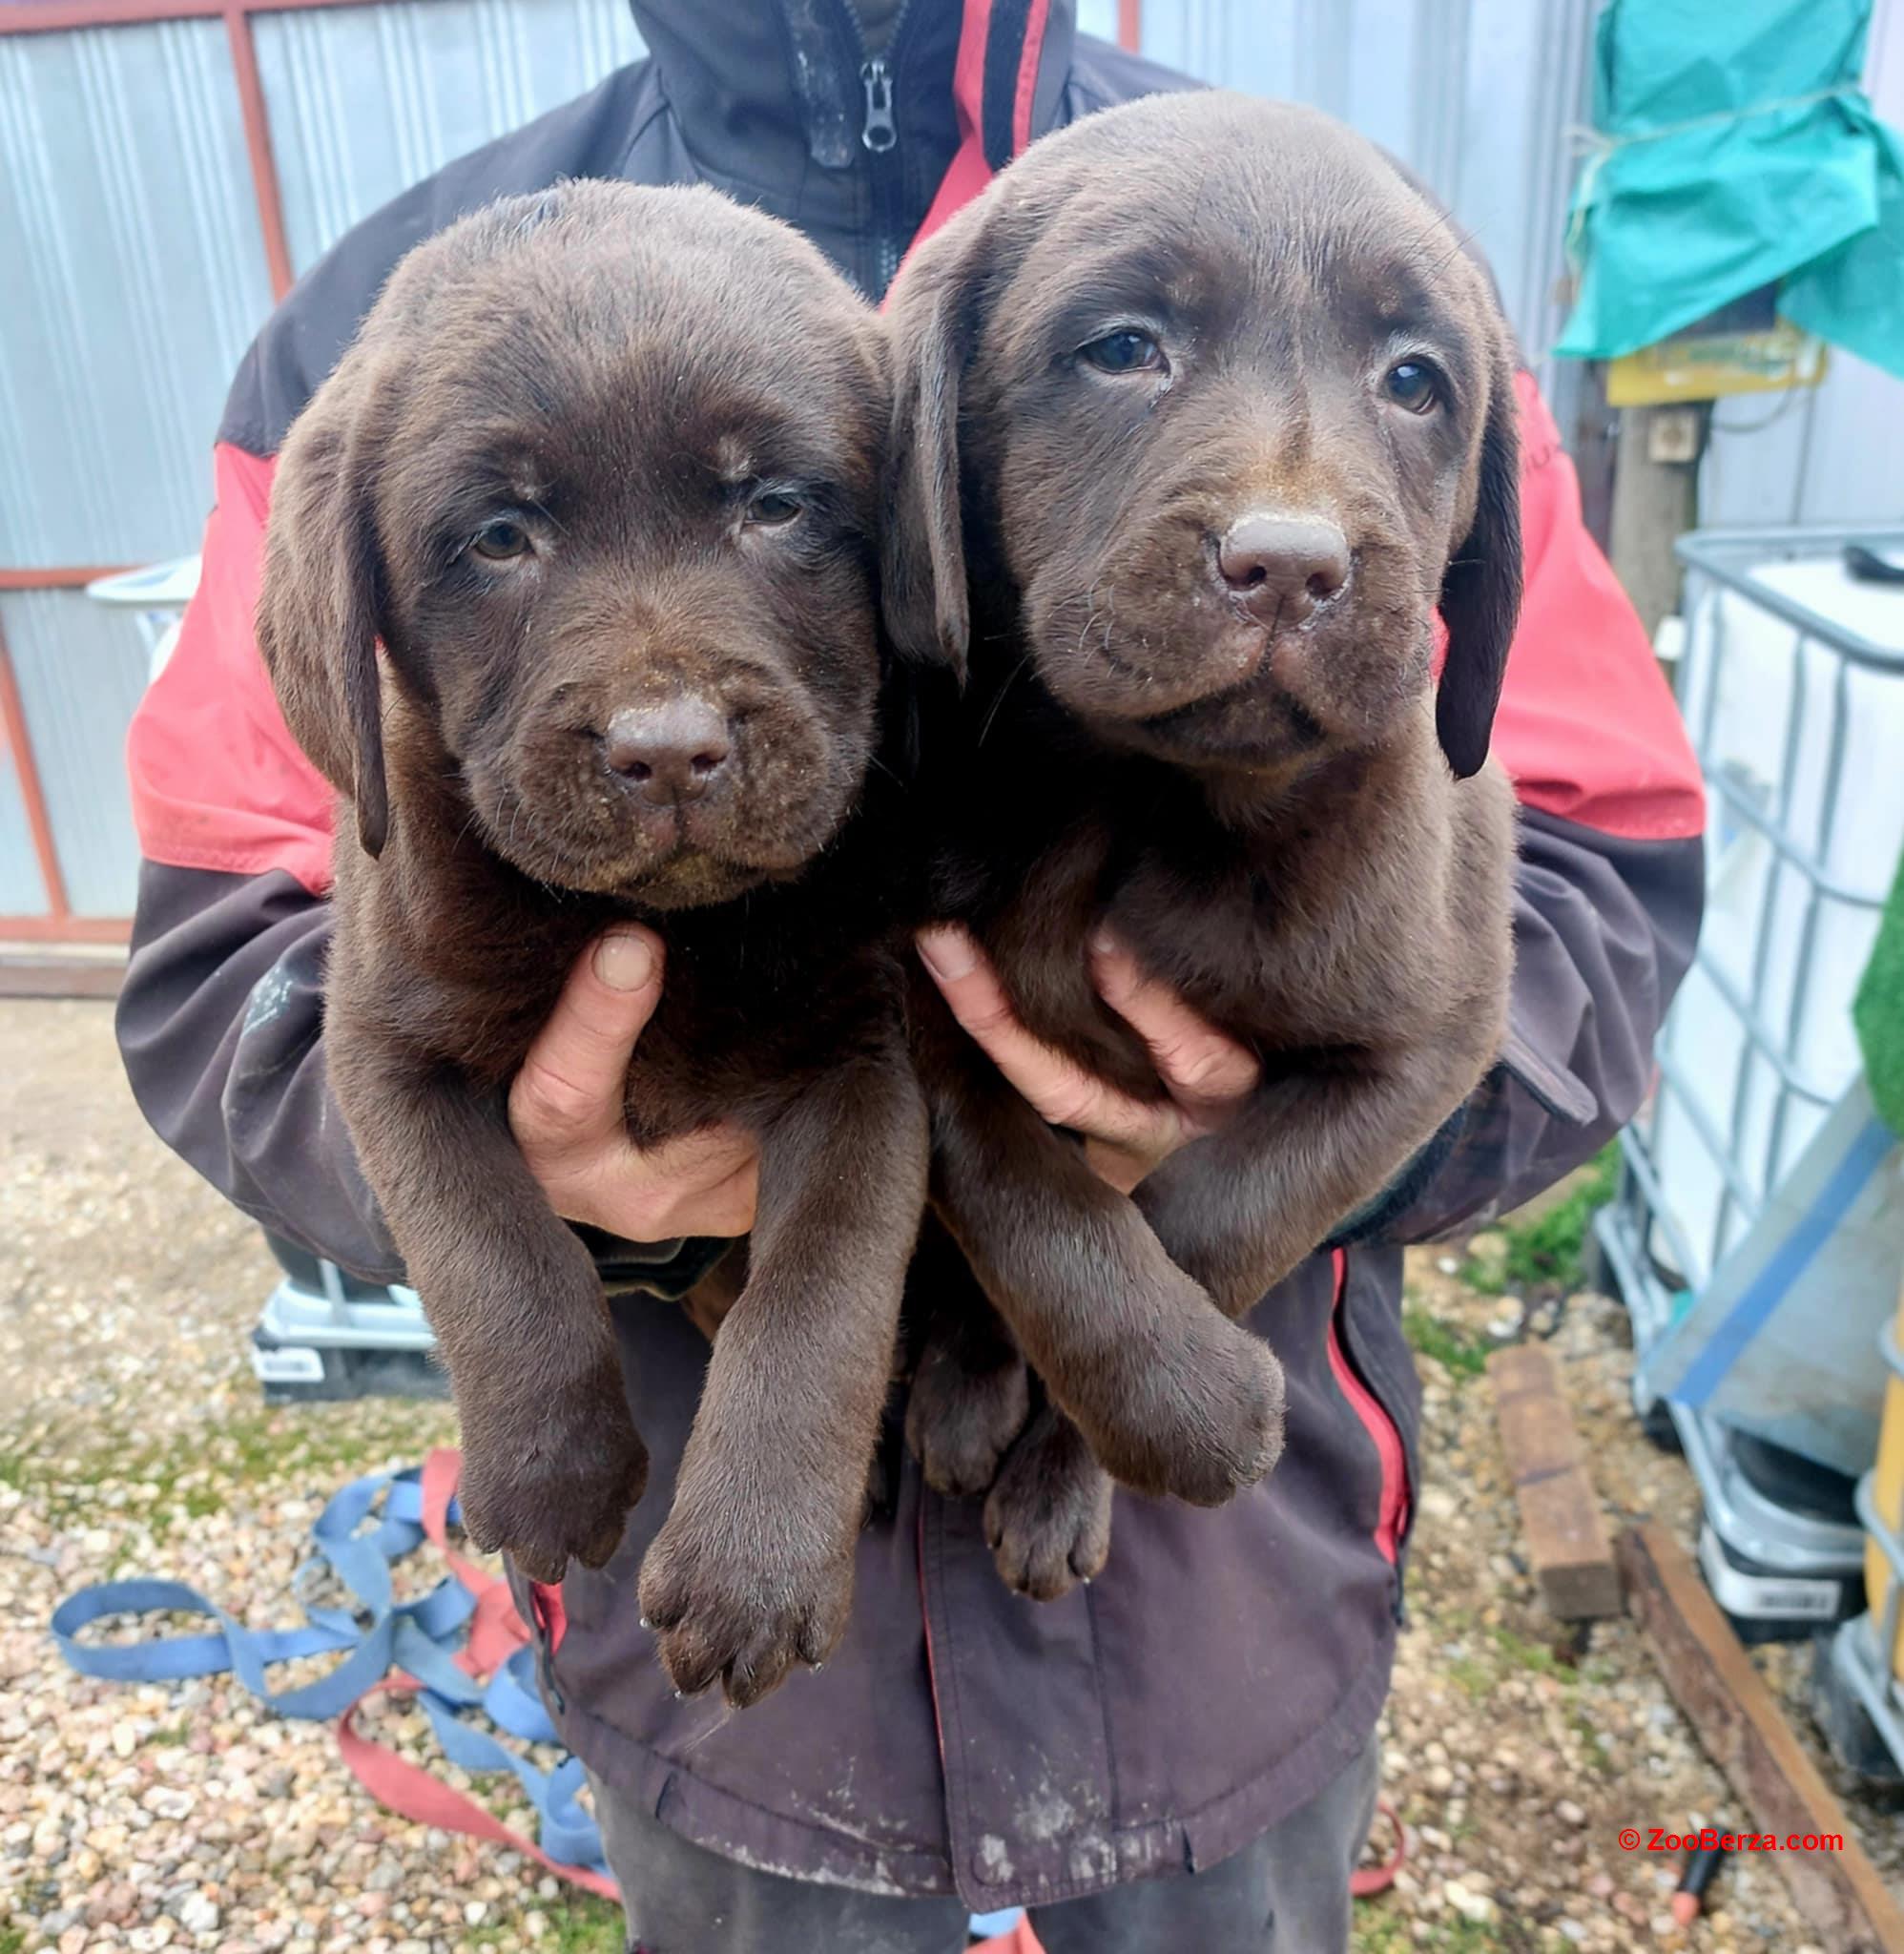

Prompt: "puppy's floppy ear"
[880,227,983,682]
[257,360,392,857]
[1435,342,1523,780]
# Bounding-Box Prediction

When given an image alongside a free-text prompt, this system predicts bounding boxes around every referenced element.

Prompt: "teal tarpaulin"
[1557,0,1904,379]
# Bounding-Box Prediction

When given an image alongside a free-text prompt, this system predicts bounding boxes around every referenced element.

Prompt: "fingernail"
[916,926,974,983]
[594,928,654,992]
[1088,926,1120,960]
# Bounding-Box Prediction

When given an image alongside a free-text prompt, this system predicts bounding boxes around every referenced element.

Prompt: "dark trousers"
[588,1736,1378,1954]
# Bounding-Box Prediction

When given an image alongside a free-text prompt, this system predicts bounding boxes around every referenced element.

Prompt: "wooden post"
[1607,404,1707,641]
[1619,1526,1904,1954]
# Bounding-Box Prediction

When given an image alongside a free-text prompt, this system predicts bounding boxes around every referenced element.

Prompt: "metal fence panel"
[1,592,152,918]
[254,0,644,274]
[0,19,276,569]
[0,740,51,917]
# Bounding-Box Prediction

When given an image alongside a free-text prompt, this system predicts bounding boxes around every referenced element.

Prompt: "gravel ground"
[3,997,1899,1953]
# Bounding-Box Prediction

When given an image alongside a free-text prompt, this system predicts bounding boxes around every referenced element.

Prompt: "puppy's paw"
[1073,1306,1285,1509]
[457,1382,649,1585]
[905,1341,1031,1497]
[984,1410,1112,1601]
[638,1510,853,1710]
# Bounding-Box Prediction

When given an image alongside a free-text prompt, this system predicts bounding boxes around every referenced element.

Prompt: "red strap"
[333,1447,617,1902]
[335,1702,618,1902]
[1350,1798,1409,1898]
[973,1923,1045,1952]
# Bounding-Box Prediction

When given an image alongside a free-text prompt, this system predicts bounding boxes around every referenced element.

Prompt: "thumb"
[510,925,664,1148]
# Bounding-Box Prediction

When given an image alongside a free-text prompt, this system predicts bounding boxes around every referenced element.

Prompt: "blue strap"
[49,1463,603,1878]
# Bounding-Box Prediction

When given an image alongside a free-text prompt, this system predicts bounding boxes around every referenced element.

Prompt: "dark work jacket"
[114,0,1707,1911]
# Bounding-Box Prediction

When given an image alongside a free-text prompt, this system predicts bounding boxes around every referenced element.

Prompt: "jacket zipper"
[843,0,917,293]
[1324,1248,1412,1579]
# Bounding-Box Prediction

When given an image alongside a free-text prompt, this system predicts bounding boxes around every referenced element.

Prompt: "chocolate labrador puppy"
[885,94,1521,1597]
[258,180,935,1705]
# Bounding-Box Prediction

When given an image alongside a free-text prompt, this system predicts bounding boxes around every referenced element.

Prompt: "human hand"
[509,926,758,1240]
[915,925,1260,1194]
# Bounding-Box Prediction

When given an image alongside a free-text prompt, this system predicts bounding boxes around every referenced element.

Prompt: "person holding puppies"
[117,4,1706,1949]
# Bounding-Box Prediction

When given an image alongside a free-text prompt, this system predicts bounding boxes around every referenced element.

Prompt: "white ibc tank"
[1652,554,1904,1286]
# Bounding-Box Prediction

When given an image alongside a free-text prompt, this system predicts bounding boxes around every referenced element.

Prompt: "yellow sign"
[1605,319,1829,406]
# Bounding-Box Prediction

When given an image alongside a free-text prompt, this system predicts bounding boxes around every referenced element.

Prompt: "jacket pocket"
[1327,1247,1419,1574]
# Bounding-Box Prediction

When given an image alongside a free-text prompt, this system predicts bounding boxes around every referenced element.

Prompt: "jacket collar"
[629,1,1072,288]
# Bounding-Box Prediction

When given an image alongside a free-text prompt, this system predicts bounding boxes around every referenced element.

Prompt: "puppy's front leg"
[332,1040,647,1584]
[1136,1042,1493,1314]
[920,989,1283,1507]
[638,1056,927,1709]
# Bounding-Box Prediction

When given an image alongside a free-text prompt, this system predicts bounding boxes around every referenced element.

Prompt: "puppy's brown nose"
[1215,515,1350,625]
[601,698,732,805]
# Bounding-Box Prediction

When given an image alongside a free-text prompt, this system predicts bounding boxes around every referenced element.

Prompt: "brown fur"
[258,181,940,1706]
[884,94,1521,1597]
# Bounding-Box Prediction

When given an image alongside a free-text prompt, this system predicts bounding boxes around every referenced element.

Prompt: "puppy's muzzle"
[1212,513,1350,629]
[601,697,733,808]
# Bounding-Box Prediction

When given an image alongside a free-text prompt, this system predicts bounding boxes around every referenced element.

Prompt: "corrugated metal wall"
[3,0,1900,930]
[0,0,651,922]
[1699,0,1904,527]
[256,0,643,273]
[0,752,48,917]
[0,15,278,919]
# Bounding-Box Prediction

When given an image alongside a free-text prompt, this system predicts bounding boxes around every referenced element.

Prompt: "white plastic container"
[1649,546,1904,1287]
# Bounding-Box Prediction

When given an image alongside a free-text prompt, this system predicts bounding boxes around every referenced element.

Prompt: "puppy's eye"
[746,489,804,528]
[470,518,531,561]
[1079,329,1166,376]
[1383,361,1441,413]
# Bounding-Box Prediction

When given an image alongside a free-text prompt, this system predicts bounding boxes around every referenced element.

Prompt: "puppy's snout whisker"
[600,697,734,807]
[1212,514,1351,628]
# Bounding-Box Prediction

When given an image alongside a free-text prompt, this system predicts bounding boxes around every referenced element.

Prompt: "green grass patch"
[0,1925,25,1954]
[1446,1653,1496,1698]
[1490,1625,1564,1678]
[1355,1908,1510,1952]
[1462,1142,1619,1299]
[536,1897,626,1953]
[1402,1308,1491,1379]
[4,1398,458,1548]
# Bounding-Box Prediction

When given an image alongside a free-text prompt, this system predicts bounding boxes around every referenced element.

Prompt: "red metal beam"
[0,615,72,923]
[1117,0,1140,52]
[0,0,391,34]
[225,2,296,300]
[0,567,137,591]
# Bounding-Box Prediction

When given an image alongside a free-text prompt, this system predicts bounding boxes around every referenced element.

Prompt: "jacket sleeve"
[116,440,694,1289]
[1365,375,1707,1242]
[114,433,413,1279]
